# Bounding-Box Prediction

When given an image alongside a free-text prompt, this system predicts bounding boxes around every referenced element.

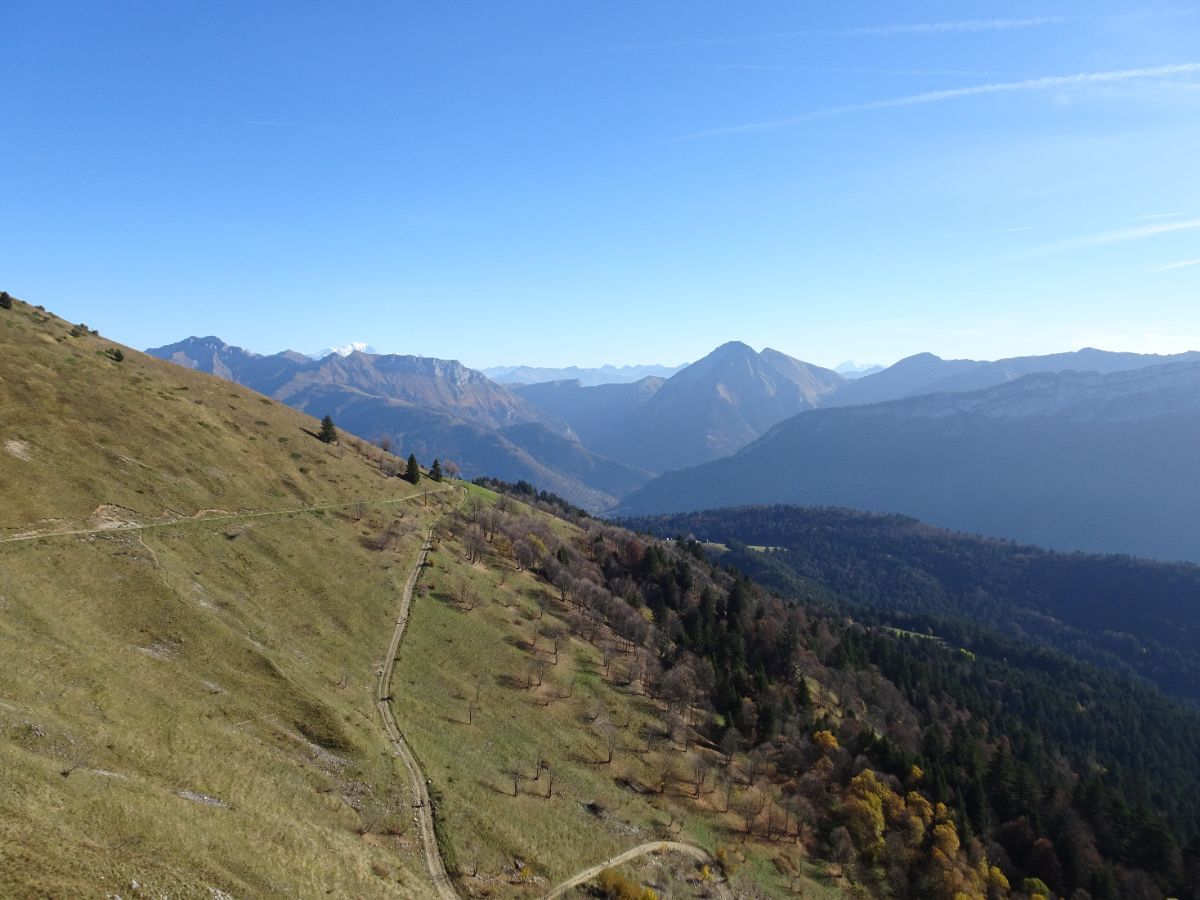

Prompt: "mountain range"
[149,336,1200,560]
[618,360,1200,561]
[146,336,652,510]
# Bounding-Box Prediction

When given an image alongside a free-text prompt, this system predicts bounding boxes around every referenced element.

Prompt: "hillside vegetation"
[622,505,1200,705]
[0,297,448,896]
[0,298,837,898]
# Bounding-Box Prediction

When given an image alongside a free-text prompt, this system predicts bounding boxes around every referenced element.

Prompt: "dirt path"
[6,483,730,898]
[376,498,462,900]
[0,491,445,545]
[542,840,733,899]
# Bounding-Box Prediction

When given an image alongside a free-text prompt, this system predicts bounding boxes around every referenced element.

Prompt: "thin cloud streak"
[1035,218,1200,254]
[677,63,1200,140]
[1150,257,1200,272]
[616,16,1063,51]
[839,16,1066,37]
[691,64,997,77]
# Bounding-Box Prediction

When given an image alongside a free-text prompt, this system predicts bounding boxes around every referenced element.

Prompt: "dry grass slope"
[0,297,844,898]
[0,298,444,897]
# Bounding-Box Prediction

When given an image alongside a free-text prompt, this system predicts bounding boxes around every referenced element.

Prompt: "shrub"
[0,291,12,310]
[105,347,125,363]
[596,868,656,900]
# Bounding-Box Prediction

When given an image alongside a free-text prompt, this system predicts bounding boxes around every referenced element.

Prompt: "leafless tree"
[640,720,663,755]
[503,762,522,797]
[598,719,618,764]
[716,769,735,813]
[455,575,477,610]
[684,752,711,798]
[601,640,617,677]
[464,525,486,563]
[526,657,547,689]
[734,786,768,835]
[482,509,501,542]
[378,437,391,470]
[467,676,484,724]
[746,747,769,787]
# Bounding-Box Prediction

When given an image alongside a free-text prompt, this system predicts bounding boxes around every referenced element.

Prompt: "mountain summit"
[568,342,845,473]
[307,341,376,359]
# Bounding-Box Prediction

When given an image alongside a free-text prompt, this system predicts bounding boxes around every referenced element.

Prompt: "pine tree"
[318,415,338,444]
[405,454,421,484]
[430,458,443,482]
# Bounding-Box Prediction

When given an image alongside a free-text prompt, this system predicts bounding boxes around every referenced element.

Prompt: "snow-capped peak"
[308,342,376,360]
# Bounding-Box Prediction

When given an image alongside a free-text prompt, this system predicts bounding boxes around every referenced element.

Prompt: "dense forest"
[621,505,1200,706]
[472,481,1200,898]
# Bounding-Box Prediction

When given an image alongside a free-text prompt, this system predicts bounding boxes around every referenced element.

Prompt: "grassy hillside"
[0,297,447,897]
[0,297,843,898]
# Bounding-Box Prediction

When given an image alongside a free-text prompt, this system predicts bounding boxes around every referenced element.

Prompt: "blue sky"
[3,2,1199,369]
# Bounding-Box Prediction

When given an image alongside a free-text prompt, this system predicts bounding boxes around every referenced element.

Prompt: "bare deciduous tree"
[598,719,618,764]
[503,762,522,796]
[467,676,483,724]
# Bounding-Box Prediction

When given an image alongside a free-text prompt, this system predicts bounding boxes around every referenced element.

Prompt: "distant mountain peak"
[710,340,757,355]
[836,360,884,376]
[308,342,376,360]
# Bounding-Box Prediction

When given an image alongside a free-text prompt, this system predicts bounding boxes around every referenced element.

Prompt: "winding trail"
[0,491,442,546]
[374,488,731,900]
[543,840,733,899]
[376,517,459,900]
[7,483,731,898]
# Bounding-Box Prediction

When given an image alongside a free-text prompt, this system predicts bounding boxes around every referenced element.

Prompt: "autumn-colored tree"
[813,729,839,755]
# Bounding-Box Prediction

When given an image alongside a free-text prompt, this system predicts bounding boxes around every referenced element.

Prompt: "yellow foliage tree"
[813,730,839,754]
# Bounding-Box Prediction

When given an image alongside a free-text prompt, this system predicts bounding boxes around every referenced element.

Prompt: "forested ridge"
[622,505,1200,706]
[475,481,1200,898]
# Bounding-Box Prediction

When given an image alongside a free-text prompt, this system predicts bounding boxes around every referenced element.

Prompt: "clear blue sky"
[3,2,1199,369]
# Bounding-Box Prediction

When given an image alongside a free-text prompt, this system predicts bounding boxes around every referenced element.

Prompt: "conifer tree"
[405,453,421,484]
[430,458,443,481]
[318,415,338,444]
